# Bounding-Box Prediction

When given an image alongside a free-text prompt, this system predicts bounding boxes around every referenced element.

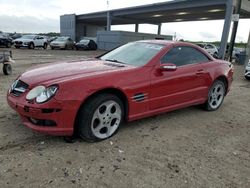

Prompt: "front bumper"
[14,42,29,48]
[50,44,65,49]
[7,93,80,136]
[245,65,250,78]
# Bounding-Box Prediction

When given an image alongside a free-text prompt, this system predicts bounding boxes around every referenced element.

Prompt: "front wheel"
[6,42,12,48]
[43,43,48,49]
[245,76,250,80]
[205,80,225,111]
[29,42,35,49]
[3,64,12,75]
[77,94,124,142]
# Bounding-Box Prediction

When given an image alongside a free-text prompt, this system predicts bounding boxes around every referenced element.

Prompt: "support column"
[218,0,234,59]
[135,24,139,32]
[157,23,162,35]
[228,0,242,61]
[106,11,112,31]
[246,31,250,65]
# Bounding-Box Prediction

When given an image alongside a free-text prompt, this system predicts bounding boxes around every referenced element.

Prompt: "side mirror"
[159,63,177,71]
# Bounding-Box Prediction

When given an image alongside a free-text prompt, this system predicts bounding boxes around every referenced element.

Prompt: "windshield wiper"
[105,59,126,64]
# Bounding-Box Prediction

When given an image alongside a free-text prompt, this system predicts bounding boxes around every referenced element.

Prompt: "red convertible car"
[7,40,234,142]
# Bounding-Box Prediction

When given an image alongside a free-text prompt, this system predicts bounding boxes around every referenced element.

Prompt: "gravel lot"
[0,48,249,188]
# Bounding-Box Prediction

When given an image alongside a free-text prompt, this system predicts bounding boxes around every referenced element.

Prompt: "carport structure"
[61,0,250,60]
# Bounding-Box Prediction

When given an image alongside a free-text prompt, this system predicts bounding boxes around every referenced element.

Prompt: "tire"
[204,80,226,111]
[29,42,35,49]
[6,42,12,48]
[77,94,124,142]
[43,43,48,49]
[51,47,54,50]
[3,64,12,75]
[245,76,250,80]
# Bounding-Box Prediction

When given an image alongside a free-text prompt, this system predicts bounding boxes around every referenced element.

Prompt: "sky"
[0,0,250,42]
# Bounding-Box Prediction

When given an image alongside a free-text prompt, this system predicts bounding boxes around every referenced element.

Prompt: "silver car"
[50,37,75,50]
[245,59,250,80]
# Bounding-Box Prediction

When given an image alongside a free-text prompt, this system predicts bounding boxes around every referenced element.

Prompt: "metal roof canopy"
[77,0,250,25]
[75,0,250,59]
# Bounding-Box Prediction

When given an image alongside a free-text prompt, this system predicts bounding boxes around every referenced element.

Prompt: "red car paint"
[7,41,234,136]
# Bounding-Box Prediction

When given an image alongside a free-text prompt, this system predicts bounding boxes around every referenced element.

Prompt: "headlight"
[26,85,58,103]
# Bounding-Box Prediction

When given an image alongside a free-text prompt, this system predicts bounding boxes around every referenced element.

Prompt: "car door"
[150,45,211,110]
[35,36,44,46]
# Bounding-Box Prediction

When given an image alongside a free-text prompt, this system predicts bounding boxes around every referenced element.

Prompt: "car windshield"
[55,37,68,42]
[79,39,90,44]
[100,42,164,66]
[21,35,35,39]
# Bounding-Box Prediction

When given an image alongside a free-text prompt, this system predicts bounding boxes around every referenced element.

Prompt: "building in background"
[60,0,250,61]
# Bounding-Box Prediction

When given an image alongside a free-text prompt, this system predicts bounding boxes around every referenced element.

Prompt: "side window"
[161,46,210,66]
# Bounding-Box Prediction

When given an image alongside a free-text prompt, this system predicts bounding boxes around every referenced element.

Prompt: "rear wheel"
[245,76,250,80]
[205,80,225,111]
[77,94,124,142]
[3,64,12,75]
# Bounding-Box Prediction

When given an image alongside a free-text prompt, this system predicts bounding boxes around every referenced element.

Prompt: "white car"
[245,59,250,80]
[14,35,48,49]
[197,43,219,57]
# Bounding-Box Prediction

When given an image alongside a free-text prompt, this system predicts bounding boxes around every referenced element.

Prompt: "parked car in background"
[245,59,250,80]
[10,33,22,40]
[196,43,218,57]
[14,35,48,49]
[7,40,234,142]
[75,39,97,50]
[50,37,75,50]
[0,34,13,48]
[232,47,245,60]
[47,36,58,44]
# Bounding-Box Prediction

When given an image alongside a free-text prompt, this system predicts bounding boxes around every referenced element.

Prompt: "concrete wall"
[86,25,105,38]
[97,30,173,50]
[75,22,105,41]
[60,14,76,40]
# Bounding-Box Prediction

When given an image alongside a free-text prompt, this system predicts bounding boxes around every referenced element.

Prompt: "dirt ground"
[0,48,249,188]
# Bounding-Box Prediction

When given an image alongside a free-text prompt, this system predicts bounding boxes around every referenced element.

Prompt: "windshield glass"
[55,37,68,42]
[100,42,164,66]
[79,39,90,44]
[21,35,35,39]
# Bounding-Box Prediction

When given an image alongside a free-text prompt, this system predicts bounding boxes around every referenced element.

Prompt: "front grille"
[10,80,29,97]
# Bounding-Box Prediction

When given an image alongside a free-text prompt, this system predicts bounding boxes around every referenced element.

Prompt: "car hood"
[51,41,66,44]
[19,59,133,86]
[14,38,32,42]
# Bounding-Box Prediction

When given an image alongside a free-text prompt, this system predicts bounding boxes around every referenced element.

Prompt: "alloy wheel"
[208,82,225,109]
[91,100,122,139]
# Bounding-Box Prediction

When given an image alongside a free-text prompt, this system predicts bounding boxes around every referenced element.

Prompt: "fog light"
[28,118,56,127]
